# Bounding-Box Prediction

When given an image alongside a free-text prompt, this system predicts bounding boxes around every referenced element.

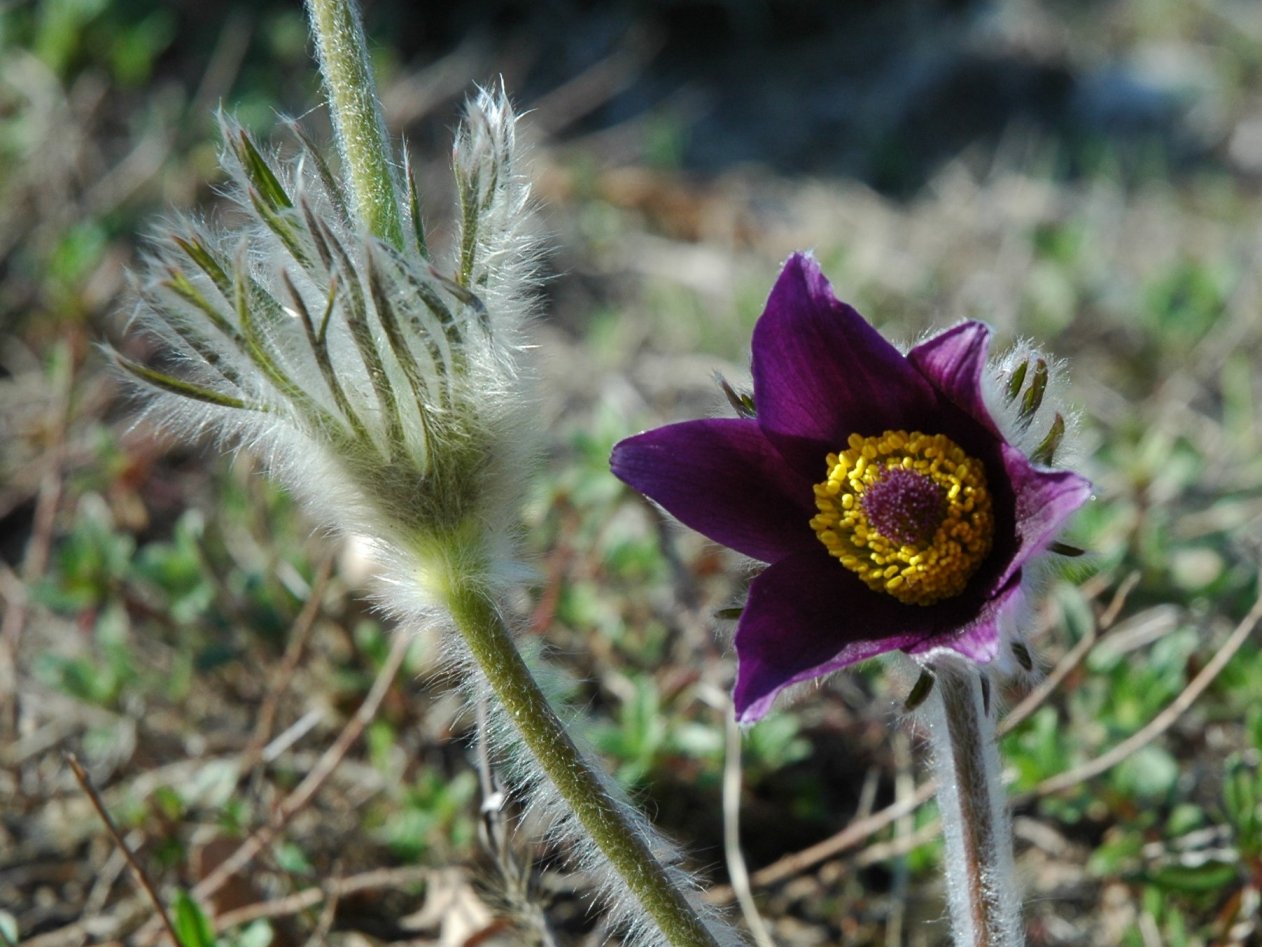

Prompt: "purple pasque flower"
[611,253,1091,722]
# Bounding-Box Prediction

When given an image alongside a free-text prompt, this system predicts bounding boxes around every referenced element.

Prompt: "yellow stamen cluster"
[809,430,993,606]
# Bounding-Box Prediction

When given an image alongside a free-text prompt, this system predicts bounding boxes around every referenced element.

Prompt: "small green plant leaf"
[1144,861,1239,894]
[173,890,216,947]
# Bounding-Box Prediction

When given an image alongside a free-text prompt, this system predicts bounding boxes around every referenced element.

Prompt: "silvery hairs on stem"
[112,90,737,946]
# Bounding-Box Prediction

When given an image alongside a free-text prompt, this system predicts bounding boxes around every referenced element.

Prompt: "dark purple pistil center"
[860,467,947,547]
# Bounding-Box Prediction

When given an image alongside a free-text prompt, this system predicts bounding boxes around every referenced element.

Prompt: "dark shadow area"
[5,0,1221,198]
[389,0,1219,195]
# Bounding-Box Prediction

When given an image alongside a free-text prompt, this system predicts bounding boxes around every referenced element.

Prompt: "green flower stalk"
[307,0,404,248]
[112,2,734,944]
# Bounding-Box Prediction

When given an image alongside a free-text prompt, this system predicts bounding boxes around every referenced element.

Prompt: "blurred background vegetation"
[3,0,1262,944]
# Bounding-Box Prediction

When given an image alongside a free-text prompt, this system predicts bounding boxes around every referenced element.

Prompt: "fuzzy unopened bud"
[116,88,540,597]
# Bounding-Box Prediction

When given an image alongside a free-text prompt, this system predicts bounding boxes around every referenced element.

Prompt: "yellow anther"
[809,429,994,606]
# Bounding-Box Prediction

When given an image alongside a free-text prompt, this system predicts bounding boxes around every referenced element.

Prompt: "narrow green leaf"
[290,121,350,226]
[300,199,335,272]
[1144,861,1239,894]
[326,235,404,450]
[114,354,253,410]
[1018,358,1048,425]
[904,669,936,711]
[281,271,365,441]
[455,164,480,288]
[378,244,462,346]
[1005,360,1028,402]
[162,268,235,337]
[248,189,308,268]
[367,252,437,452]
[1031,412,1065,466]
[234,129,293,210]
[405,153,429,259]
[1223,756,1260,840]
[1049,541,1086,557]
[147,302,243,388]
[715,373,756,419]
[1011,640,1034,671]
[479,147,500,214]
[429,264,489,334]
[172,235,232,299]
[316,276,338,345]
[231,261,325,426]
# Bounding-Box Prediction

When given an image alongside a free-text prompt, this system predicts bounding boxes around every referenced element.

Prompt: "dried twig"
[721,702,777,947]
[706,780,938,904]
[215,865,433,927]
[239,549,336,775]
[306,862,341,947]
[64,753,183,947]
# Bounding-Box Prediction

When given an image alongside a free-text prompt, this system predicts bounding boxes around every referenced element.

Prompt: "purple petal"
[906,572,1022,664]
[611,418,818,564]
[907,321,1001,436]
[732,552,935,722]
[998,445,1093,585]
[752,254,937,469]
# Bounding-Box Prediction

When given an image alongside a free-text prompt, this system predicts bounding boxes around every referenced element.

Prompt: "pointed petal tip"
[779,249,818,279]
[732,687,774,725]
[775,251,841,310]
[752,254,937,455]
[907,320,999,435]
[609,418,818,563]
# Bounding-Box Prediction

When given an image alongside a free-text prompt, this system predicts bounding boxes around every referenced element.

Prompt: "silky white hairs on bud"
[982,340,1082,469]
[981,336,1088,683]
[452,82,544,336]
[117,88,547,589]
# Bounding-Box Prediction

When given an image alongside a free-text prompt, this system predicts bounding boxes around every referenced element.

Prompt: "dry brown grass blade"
[238,549,336,775]
[213,865,432,928]
[64,753,183,947]
[722,701,777,947]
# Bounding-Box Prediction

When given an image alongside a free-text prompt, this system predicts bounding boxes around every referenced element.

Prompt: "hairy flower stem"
[305,0,404,247]
[445,581,721,947]
[925,661,1023,947]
